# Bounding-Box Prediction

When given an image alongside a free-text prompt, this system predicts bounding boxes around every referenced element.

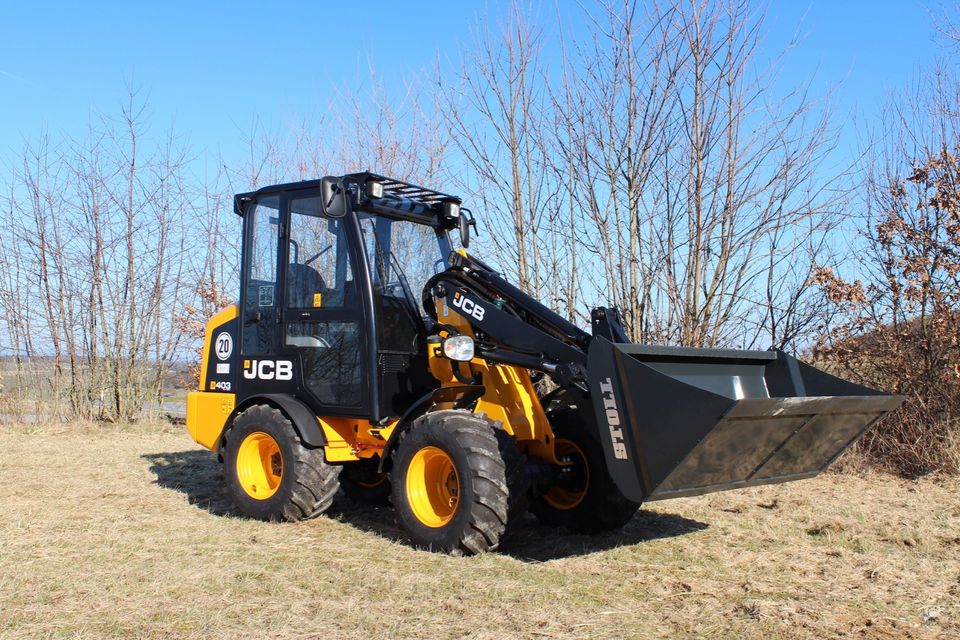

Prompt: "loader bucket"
[586,337,903,503]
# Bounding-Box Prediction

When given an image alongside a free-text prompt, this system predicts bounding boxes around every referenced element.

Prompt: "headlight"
[443,335,475,362]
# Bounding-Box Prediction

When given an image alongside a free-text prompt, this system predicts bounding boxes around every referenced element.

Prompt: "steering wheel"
[385,282,407,297]
[310,335,332,349]
[305,244,332,266]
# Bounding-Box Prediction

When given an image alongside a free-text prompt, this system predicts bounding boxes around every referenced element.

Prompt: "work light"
[366,179,384,199]
[442,335,475,361]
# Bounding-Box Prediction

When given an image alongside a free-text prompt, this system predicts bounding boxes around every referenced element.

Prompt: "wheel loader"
[186,172,903,553]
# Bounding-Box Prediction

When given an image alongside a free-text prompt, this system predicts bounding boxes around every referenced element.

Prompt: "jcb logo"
[451,292,485,322]
[599,378,628,460]
[243,359,293,381]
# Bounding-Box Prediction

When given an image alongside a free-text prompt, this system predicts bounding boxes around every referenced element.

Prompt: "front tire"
[222,404,340,522]
[390,410,528,554]
[531,409,640,532]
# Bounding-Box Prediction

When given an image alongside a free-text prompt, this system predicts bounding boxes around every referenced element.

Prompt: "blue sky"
[0,1,946,176]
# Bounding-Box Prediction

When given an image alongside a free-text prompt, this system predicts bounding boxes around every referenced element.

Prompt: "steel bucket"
[587,337,903,502]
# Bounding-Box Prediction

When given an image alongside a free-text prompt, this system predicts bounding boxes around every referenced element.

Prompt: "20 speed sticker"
[215,332,233,361]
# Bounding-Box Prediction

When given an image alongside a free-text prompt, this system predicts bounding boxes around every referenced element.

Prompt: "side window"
[286,196,354,309]
[248,195,281,303]
[243,195,280,354]
[289,321,362,407]
[358,214,447,303]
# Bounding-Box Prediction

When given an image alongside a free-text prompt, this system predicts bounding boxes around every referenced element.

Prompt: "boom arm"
[424,253,903,503]
[424,254,595,389]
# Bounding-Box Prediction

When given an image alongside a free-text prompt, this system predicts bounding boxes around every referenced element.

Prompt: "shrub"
[814,148,960,477]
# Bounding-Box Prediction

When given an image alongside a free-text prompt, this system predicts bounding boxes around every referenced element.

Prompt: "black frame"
[234,175,458,424]
[238,185,379,421]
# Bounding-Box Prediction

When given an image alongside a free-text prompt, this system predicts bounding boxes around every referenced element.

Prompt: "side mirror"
[320,176,348,218]
[459,213,471,248]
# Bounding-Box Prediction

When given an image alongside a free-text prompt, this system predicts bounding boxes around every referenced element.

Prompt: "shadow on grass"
[143,449,239,517]
[501,510,709,562]
[330,501,709,562]
[144,449,708,561]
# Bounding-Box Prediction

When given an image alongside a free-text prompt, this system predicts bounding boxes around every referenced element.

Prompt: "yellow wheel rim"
[236,431,284,500]
[406,446,460,528]
[545,438,590,510]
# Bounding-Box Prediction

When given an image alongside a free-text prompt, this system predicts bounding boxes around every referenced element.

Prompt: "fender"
[229,394,327,448]
[376,385,485,473]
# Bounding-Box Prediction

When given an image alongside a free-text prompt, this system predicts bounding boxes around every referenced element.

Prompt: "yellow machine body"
[187,391,236,450]
[187,295,556,466]
[187,305,238,450]
[316,417,399,462]
[186,305,401,460]
[428,296,560,465]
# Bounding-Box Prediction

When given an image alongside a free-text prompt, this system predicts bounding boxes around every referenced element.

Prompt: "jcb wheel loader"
[186,173,902,554]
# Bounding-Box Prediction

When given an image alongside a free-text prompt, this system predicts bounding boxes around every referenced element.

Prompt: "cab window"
[286,196,355,309]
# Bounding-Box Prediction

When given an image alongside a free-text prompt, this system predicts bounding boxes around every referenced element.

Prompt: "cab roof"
[232,172,461,217]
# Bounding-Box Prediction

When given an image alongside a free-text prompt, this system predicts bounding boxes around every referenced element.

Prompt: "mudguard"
[254,394,327,447]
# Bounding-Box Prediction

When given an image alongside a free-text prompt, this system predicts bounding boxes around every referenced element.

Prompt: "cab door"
[240,194,282,358]
[282,190,370,417]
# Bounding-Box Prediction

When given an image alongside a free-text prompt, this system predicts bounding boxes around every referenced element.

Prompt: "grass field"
[1,424,958,639]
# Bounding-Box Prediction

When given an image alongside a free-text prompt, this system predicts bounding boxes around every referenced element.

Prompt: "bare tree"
[445,0,840,350]
[648,1,840,348]
[439,3,558,300]
[559,0,682,334]
[0,89,198,423]
[935,2,960,47]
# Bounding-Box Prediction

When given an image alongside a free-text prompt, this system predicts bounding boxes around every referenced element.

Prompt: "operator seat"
[286,262,326,308]
[285,263,328,349]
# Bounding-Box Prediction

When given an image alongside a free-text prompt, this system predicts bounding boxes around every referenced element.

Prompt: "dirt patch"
[1,427,958,639]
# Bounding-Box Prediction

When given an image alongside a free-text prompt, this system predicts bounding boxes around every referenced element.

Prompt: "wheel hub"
[236,431,284,500]
[406,446,461,527]
[544,438,589,510]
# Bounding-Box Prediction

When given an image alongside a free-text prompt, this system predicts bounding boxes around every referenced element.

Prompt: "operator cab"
[233,173,465,423]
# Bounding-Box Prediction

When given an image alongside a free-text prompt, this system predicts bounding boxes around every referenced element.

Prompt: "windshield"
[358,213,452,318]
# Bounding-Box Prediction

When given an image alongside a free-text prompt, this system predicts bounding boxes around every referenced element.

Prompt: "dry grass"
[1,425,958,639]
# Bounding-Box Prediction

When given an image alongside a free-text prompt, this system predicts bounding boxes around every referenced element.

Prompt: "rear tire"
[531,409,640,533]
[390,410,529,554]
[222,404,340,522]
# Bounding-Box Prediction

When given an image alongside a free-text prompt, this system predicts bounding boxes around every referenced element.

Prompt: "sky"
[0,1,949,181]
